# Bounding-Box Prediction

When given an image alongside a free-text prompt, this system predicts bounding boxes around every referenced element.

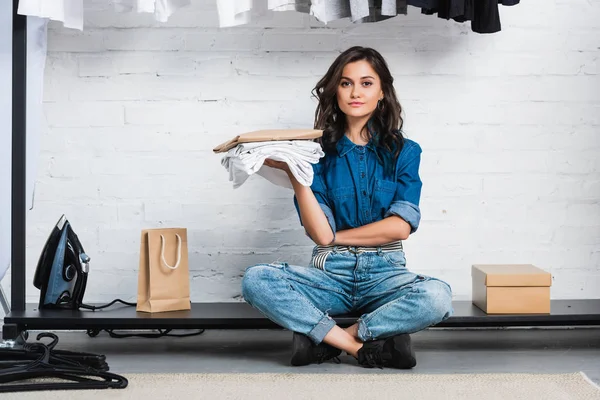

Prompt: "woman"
[242,46,453,369]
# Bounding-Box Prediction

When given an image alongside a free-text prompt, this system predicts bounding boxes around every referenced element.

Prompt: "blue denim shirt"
[294,135,422,240]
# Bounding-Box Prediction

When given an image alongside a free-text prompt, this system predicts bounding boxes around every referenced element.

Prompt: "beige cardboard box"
[472,264,552,314]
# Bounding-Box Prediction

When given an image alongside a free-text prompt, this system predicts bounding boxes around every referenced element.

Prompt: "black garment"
[410,0,519,34]
[420,0,464,19]
[407,0,437,8]
[471,0,501,34]
[451,0,474,22]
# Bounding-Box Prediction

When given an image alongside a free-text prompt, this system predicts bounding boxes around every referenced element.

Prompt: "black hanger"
[0,332,128,393]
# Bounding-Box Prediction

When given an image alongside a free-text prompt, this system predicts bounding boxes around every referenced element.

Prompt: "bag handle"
[159,234,182,270]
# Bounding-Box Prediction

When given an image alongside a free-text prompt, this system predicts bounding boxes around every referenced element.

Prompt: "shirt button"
[360,156,364,161]
[361,172,366,178]
[362,190,366,196]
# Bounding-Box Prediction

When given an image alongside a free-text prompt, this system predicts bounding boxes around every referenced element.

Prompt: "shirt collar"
[336,135,377,157]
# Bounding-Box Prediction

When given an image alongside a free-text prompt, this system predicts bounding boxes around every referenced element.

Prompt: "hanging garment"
[215,0,408,27]
[113,0,191,23]
[380,0,408,17]
[216,0,311,28]
[421,0,464,19]
[216,0,253,27]
[446,0,474,22]
[221,141,324,189]
[419,0,518,34]
[269,0,311,12]
[470,0,501,34]
[17,0,84,30]
[310,0,408,24]
[407,0,437,7]
[214,0,317,27]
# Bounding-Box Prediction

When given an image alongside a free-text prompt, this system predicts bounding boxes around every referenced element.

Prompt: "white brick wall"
[11,0,600,304]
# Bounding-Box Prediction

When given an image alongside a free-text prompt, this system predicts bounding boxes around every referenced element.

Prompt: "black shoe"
[357,334,416,369]
[290,332,342,366]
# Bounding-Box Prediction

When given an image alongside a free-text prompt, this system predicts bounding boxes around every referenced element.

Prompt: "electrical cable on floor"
[79,299,137,310]
[87,329,206,339]
[81,299,206,339]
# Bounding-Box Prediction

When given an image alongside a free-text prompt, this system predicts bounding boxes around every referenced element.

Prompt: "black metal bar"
[11,0,26,312]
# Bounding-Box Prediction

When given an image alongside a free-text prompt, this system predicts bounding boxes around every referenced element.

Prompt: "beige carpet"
[2,372,600,399]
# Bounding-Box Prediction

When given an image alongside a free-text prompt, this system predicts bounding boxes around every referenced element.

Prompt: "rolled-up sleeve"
[384,142,423,234]
[294,162,336,242]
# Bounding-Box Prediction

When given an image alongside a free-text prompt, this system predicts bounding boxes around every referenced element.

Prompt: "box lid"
[213,129,323,153]
[472,264,552,287]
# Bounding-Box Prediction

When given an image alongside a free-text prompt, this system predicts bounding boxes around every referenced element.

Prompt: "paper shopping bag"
[137,228,191,313]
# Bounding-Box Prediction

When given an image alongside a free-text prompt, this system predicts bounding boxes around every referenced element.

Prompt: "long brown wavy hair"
[312,46,405,174]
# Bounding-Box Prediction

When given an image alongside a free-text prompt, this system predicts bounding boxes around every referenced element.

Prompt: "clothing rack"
[3,0,600,341]
[10,0,27,316]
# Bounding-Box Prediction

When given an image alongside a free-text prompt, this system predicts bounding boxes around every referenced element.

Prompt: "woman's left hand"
[264,158,291,174]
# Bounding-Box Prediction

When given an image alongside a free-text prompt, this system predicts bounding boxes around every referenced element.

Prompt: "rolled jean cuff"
[307,314,336,344]
[357,318,375,342]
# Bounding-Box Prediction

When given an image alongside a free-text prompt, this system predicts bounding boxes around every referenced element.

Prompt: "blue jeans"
[241,247,453,344]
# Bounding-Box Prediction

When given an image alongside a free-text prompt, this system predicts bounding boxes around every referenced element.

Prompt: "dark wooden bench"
[3,299,600,340]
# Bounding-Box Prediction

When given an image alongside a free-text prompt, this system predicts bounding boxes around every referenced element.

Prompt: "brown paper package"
[213,129,323,153]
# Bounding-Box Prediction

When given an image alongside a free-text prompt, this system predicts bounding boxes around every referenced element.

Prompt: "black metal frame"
[10,0,27,314]
[3,0,600,342]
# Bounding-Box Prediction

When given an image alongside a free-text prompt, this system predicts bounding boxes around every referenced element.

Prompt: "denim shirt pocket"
[372,179,397,218]
[328,186,355,223]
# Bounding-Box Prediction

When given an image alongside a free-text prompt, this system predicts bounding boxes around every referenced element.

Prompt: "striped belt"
[311,240,403,271]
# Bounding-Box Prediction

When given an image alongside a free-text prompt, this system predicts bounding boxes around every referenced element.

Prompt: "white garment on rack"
[215,0,311,28]
[113,0,191,23]
[216,0,254,28]
[221,141,324,189]
[311,0,405,23]
[215,0,405,27]
[268,0,311,12]
[17,0,84,30]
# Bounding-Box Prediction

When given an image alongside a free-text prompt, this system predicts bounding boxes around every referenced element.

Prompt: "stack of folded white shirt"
[221,140,325,189]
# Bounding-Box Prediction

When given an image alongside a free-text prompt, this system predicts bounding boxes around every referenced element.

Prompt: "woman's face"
[336,60,384,121]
